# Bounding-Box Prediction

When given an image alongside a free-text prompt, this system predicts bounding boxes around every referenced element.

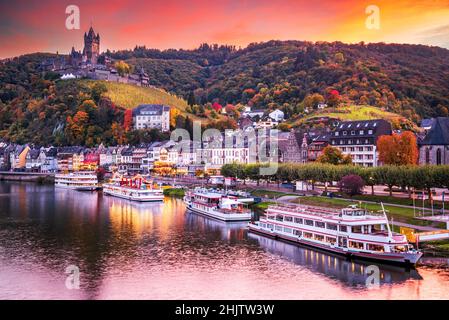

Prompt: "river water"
[0,182,448,300]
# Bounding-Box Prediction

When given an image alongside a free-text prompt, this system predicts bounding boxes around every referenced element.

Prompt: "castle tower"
[83,27,100,64]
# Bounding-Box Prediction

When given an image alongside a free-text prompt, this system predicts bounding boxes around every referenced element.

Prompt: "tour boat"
[248,203,423,266]
[184,189,252,222]
[54,171,99,191]
[102,175,164,202]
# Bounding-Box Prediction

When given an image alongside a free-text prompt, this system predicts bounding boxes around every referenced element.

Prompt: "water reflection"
[0,182,449,299]
[248,233,422,287]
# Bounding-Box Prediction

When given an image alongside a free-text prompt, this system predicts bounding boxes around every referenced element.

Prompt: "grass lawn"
[249,189,298,199]
[421,239,449,256]
[163,188,186,198]
[348,194,445,210]
[251,201,276,211]
[293,196,444,228]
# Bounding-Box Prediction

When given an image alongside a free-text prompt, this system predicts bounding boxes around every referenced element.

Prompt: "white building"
[269,109,285,122]
[133,104,170,132]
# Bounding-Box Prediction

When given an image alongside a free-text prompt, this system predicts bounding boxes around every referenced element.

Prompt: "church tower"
[83,27,100,64]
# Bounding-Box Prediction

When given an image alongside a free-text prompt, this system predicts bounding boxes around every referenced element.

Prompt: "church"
[69,27,101,66]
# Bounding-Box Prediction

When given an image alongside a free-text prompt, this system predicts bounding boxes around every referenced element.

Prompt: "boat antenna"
[380,202,393,238]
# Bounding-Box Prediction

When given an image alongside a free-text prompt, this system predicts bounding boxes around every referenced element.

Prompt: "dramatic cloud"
[0,0,448,58]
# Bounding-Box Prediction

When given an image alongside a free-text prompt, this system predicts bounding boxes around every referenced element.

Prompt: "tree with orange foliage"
[123,109,133,131]
[377,131,418,165]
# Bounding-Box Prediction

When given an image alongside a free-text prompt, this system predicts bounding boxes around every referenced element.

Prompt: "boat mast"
[380,202,393,238]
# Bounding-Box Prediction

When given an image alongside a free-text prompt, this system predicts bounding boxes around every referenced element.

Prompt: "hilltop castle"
[69,27,100,66]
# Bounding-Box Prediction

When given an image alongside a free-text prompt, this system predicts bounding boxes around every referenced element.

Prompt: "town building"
[133,104,170,132]
[330,119,392,167]
[419,117,449,165]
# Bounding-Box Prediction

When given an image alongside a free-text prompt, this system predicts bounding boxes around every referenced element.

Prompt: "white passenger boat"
[54,171,99,191]
[248,203,423,266]
[103,175,164,202]
[184,189,252,222]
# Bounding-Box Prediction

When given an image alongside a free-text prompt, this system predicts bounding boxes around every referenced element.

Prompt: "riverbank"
[0,171,54,184]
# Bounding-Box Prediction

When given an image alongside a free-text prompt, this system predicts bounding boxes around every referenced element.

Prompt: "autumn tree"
[111,121,126,145]
[377,131,418,165]
[317,146,352,165]
[327,89,341,107]
[303,93,325,110]
[114,60,131,76]
[123,109,133,131]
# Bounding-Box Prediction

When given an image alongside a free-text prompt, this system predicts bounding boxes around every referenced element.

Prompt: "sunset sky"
[1,0,448,58]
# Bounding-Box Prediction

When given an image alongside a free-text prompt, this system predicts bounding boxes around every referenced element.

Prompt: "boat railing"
[268,204,340,217]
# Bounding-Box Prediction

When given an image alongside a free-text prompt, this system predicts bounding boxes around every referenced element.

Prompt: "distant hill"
[122,41,449,122]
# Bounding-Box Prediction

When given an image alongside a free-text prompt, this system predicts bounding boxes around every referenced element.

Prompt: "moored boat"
[248,203,423,266]
[54,171,99,191]
[102,174,164,202]
[184,188,252,222]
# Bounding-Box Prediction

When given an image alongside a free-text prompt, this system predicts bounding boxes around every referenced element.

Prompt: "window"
[284,216,293,222]
[293,229,302,236]
[315,221,325,228]
[294,217,303,224]
[326,223,338,230]
[437,148,442,165]
[367,244,384,252]
[349,241,364,249]
[305,219,314,226]
[314,234,325,242]
[351,131,355,135]
[352,226,363,233]
[339,225,347,232]
[343,131,347,136]
[303,232,313,239]
[335,132,339,136]
[326,237,337,245]
[276,215,283,221]
[359,130,364,135]
[368,130,373,134]
[283,227,293,234]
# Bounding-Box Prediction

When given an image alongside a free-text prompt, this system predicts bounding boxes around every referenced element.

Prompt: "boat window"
[304,219,314,226]
[275,225,283,231]
[284,216,293,222]
[326,237,337,245]
[276,215,283,221]
[283,227,293,234]
[315,221,325,228]
[392,245,408,253]
[267,224,273,229]
[339,225,347,232]
[314,234,325,242]
[294,218,303,224]
[293,230,302,236]
[349,241,364,249]
[367,244,384,252]
[351,226,363,234]
[303,232,313,239]
[326,223,338,230]
[267,215,275,220]
[371,224,385,233]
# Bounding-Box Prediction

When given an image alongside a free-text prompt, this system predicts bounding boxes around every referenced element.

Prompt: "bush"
[338,174,365,196]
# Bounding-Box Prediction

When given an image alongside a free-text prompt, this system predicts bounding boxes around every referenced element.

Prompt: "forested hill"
[118,41,449,121]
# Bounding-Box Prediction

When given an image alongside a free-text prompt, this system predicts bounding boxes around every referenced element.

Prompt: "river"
[0,182,448,299]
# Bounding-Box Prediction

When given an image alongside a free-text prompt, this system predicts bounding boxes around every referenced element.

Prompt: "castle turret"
[83,27,100,65]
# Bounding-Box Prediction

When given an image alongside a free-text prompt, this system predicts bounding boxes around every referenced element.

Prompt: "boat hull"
[103,189,164,202]
[187,205,252,222]
[248,224,423,266]
[55,184,99,191]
